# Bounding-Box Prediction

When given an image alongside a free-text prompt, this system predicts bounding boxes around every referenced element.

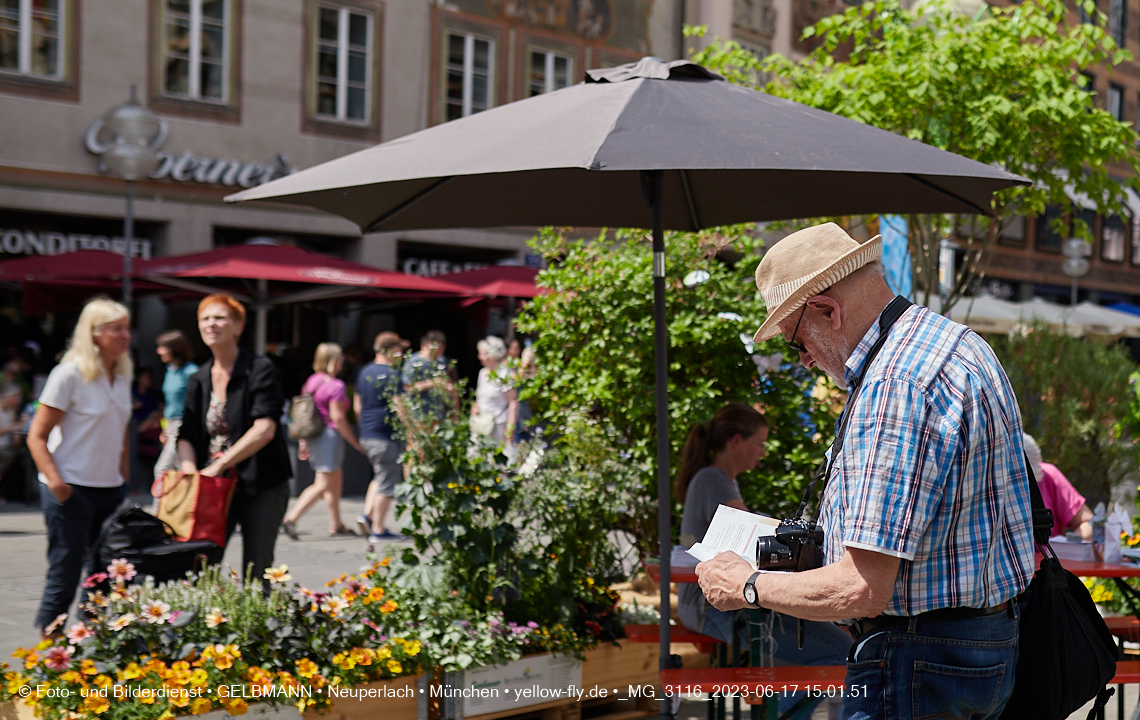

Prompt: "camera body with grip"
[755,518,824,572]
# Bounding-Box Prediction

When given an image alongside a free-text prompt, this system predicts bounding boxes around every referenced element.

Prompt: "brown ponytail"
[674,403,769,502]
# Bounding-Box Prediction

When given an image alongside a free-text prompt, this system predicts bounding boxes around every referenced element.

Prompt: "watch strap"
[744,571,761,607]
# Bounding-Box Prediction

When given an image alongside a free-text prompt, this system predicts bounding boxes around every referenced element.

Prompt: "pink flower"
[107,559,137,582]
[44,614,68,634]
[43,646,73,672]
[82,572,108,589]
[65,623,92,645]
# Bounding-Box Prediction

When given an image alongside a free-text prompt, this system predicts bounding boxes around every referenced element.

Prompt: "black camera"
[755,518,824,572]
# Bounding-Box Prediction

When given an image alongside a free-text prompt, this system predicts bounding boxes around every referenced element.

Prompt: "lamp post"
[98,86,163,307]
[1061,238,1090,307]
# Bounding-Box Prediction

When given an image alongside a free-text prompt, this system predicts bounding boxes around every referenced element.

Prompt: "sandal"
[329,526,355,536]
[281,520,299,540]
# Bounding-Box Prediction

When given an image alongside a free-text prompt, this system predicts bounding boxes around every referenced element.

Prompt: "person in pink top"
[1023,433,1093,540]
[282,343,364,538]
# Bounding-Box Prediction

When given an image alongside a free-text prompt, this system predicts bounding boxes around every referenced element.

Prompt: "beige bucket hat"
[752,222,883,343]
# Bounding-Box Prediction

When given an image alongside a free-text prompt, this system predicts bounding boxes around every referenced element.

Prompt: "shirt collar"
[843,310,887,390]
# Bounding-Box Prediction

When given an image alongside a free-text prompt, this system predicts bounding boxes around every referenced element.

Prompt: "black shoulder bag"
[997,455,1118,720]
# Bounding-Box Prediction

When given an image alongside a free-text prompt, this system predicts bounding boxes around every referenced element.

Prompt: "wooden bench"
[624,623,726,654]
[1106,615,1140,642]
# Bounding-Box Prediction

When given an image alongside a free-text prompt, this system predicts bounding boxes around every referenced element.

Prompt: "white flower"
[263,565,292,584]
[142,600,172,625]
[205,608,228,628]
[107,558,137,582]
[110,613,137,632]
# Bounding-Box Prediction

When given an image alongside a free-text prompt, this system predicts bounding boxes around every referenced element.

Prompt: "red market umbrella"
[138,242,472,353]
[0,250,134,283]
[434,265,543,298]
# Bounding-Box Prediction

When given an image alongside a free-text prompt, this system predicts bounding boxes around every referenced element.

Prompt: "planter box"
[580,639,658,692]
[461,653,582,719]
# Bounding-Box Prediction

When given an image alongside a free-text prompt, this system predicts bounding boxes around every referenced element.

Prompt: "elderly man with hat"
[696,223,1035,719]
[354,331,410,541]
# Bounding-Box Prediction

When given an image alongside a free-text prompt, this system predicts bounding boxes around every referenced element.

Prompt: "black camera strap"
[793,295,913,521]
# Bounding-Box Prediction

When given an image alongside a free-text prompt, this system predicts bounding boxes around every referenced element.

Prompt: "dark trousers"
[36,483,126,629]
[225,482,289,586]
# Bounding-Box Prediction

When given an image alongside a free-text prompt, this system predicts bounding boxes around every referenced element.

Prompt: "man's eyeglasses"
[786,307,807,354]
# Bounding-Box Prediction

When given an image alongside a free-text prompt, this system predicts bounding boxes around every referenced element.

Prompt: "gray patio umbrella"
[227,57,1029,706]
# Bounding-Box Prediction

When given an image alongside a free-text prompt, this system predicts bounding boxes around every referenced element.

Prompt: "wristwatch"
[743,571,762,608]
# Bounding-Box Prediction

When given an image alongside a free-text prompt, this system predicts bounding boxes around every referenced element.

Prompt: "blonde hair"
[62,297,133,382]
[312,342,343,374]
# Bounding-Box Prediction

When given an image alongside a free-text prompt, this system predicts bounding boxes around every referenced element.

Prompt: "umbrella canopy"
[1014,298,1082,337]
[138,243,471,353]
[0,249,134,283]
[1064,301,1140,338]
[225,57,1031,692]
[434,265,543,298]
[226,59,1027,232]
[928,294,1024,335]
[1109,302,1140,318]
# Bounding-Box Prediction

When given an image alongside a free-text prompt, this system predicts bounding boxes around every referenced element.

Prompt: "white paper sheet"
[687,505,779,566]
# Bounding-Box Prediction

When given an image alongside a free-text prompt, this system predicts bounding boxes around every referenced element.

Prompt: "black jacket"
[179,349,292,495]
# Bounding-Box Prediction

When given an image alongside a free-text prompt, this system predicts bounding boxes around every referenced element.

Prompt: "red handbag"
[153,470,238,548]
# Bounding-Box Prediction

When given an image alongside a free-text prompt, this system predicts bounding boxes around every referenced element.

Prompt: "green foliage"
[691,0,1140,312]
[989,325,1140,504]
[514,227,839,542]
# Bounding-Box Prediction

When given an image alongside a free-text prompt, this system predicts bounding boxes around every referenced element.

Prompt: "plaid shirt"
[818,303,1035,616]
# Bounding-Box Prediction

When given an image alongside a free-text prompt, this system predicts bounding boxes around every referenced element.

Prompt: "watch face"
[744,585,757,605]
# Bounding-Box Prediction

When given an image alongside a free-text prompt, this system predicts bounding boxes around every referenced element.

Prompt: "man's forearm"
[696,547,899,622]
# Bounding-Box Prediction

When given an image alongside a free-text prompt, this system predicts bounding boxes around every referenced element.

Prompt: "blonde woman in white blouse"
[27,297,132,639]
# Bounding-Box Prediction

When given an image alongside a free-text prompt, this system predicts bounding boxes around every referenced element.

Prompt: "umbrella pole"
[642,170,673,718]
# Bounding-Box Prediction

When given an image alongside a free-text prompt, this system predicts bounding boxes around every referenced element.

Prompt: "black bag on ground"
[997,457,1118,720]
[93,505,223,583]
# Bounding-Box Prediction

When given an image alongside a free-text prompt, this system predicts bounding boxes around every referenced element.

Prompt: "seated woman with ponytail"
[676,404,849,719]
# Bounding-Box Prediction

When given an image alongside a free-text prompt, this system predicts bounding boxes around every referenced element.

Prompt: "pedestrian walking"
[355,332,408,541]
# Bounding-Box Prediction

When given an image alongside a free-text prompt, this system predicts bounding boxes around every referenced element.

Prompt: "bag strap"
[1023,451,1055,550]
[794,295,912,520]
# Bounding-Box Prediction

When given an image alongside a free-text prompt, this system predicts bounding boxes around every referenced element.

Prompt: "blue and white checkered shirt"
[818,303,1035,616]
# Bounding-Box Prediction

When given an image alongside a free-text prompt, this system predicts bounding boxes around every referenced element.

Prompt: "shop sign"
[401,258,487,277]
[0,229,152,259]
[84,118,296,188]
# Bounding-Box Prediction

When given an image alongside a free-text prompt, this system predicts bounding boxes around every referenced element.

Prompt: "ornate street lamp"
[1061,237,1090,307]
[96,86,165,307]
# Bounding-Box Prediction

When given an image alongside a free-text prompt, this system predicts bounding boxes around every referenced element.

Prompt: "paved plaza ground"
[0,498,1135,719]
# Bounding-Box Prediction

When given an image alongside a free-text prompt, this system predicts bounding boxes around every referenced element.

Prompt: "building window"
[446,31,494,121]
[1109,83,1123,120]
[1079,0,1096,25]
[0,0,63,79]
[161,0,228,103]
[315,5,372,123]
[1102,213,1126,262]
[1108,0,1125,45]
[1036,205,1068,252]
[528,49,571,96]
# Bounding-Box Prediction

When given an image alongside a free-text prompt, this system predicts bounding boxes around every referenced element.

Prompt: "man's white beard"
[805,323,849,387]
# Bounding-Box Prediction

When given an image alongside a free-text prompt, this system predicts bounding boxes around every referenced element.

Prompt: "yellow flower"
[80,659,98,676]
[226,698,249,716]
[380,557,391,567]
[376,646,392,660]
[34,640,52,651]
[362,587,385,606]
[190,697,213,715]
[332,652,356,670]
[350,648,371,666]
[169,689,190,707]
[140,692,156,705]
[405,640,422,657]
[386,659,402,674]
[190,668,208,687]
[94,674,112,688]
[83,693,110,714]
[23,654,38,670]
[120,663,142,680]
[295,658,317,679]
[379,599,398,614]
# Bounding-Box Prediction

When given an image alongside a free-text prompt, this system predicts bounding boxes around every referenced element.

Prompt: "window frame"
[526,47,573,96]
[1108,82,1124,120]
[1100,213,1128,263]
[302,0,382,140]
[0,0,79,101]
[431,10,505,126]
[148,0,242,123]
[517,32,581,100]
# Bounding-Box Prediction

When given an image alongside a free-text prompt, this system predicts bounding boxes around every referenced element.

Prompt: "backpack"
[93,505,223,583]
[288,377,329,440]
[996,456,1118,720]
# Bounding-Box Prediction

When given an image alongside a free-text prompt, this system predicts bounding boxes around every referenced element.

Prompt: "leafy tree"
[691,0,1140,312]
[989,325,1139,505]
[514,227,839,549]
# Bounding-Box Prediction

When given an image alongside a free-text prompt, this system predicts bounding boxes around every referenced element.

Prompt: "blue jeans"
[702,608,852,720]
[842,606,1019,720]
[36,483,127,629]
